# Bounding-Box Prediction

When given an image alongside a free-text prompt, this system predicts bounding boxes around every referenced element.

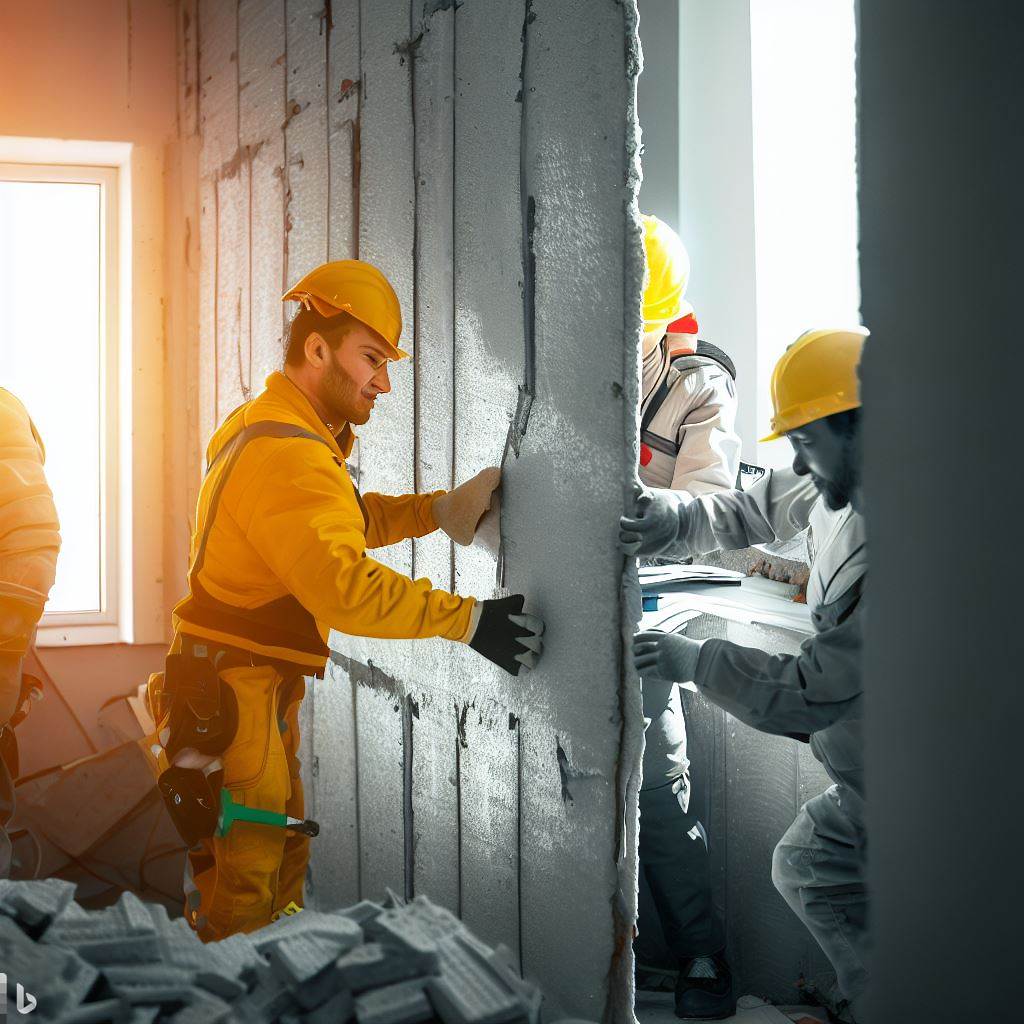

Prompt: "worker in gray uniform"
[631,215,741,1019]
[622,327,870,1023]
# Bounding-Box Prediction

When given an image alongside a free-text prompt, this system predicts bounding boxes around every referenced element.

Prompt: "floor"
[634,991,829,1024]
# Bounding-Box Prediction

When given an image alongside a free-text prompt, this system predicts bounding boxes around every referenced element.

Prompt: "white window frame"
[0,138,133,646]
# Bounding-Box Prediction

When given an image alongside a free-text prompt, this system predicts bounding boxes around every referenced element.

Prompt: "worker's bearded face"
[787,415,862,512]
[318,325,393,426]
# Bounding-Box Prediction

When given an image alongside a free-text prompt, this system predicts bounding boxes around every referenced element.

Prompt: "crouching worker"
[622,328,870,1020]
[148,260,544,942]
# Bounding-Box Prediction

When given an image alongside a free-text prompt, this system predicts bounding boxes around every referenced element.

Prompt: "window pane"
[750,0,861,466]
[0,179,103,614]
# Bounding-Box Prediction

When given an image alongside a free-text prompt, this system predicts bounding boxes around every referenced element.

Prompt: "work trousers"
[183,664,308,942]
[772,785,869,1005]
[637,776,723,963]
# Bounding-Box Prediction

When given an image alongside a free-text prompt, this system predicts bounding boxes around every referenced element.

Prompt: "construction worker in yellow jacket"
[1,388,60,874]
[149,260,545,941]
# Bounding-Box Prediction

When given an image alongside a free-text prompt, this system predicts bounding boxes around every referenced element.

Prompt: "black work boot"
[674,951,735,1020]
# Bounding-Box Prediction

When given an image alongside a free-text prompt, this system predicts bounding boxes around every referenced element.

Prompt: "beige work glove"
[433,466,502,546]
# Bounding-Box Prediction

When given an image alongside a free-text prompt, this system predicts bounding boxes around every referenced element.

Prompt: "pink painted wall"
[1,1,182,752]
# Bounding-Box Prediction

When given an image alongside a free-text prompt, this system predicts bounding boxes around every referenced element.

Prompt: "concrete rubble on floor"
[0,879,579,1024]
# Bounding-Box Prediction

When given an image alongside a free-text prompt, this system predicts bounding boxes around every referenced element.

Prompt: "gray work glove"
[633,629,704,683]
[618,484,689,558]
[467,595,544,676]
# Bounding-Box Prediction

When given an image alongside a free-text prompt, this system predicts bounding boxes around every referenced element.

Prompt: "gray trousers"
[637,776,723,963]
[771,785,869,1005]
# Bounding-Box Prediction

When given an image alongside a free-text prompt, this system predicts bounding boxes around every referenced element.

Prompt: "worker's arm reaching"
[361,466,501,550]
[620,465,817,560]
[634,578,863,737]
[235,450,538,672]
[360,491,444,549]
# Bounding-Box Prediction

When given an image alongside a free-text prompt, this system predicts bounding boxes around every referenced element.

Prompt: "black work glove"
[468,595,545,676]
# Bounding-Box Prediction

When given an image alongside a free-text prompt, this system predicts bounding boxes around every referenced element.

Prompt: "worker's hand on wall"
[467,594,544,676]
[619,484,688,557]
[633,629,703,683]
[433,466,502,546]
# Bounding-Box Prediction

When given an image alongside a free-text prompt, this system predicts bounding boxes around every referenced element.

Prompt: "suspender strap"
[641,339,738,435]
[191,422,332,586]
[640,372,675,434]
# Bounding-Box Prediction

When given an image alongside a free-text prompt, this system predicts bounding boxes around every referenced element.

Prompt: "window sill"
[36,622,124,647]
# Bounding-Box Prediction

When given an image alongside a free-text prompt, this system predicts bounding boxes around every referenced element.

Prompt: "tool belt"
[155,635,306,847]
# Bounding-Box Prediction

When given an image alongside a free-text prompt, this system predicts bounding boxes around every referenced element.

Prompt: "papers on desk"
[639,565,814,636]
[639,564,745,592]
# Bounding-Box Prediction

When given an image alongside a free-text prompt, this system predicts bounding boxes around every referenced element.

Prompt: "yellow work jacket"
[0,389,60,652]
[172,372,475,669]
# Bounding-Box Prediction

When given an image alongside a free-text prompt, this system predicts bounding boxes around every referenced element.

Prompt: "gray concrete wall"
[858,1,1024,1019]
[179,0,643,1018]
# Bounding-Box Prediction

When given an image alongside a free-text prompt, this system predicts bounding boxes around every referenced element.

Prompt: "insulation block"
[0,876,77,933]
[194,970,248,1002]
[0,915,99,1018]
[366,896,462,969]
[427,931,530,1024]
[52,997,133,1023]
[305,989,356,1024]
[333,942,424,993]
[165,989,234,1023]
[43,891,160,964]
[101,963,196,1003]
[338,900,384,929]
[253,908,363,954]
[229,970,297,1023]
[355,978,434,1024]
[207,930,266,980]
[268,928,362,989]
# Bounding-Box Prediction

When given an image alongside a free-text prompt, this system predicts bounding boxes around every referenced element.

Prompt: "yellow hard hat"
[642,214,693,331]
[282,259,409,360]
[760,327,869,441]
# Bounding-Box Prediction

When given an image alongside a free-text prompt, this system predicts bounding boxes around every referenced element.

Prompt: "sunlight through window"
[0,175,107,615]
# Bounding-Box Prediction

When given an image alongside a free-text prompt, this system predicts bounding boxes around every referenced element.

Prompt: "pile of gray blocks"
[0,879,582,1024]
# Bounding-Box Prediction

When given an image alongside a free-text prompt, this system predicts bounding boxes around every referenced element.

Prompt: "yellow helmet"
[282,260,409,360]
[761,327,869,441]
[641,214,693,331]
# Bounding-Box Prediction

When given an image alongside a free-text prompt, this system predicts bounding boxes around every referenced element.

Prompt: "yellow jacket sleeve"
[361,490,443,549]
[233,445,474,642]
[0,391,61,621]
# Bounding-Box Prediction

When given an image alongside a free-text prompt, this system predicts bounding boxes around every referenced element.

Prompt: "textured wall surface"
[178,1,643,1018]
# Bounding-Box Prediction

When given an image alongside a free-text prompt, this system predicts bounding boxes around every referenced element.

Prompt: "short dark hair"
[824,406,862,439]
[284,307,360,367]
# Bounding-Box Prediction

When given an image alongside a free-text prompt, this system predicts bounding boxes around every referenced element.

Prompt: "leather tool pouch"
[163,651,239,762]
[157,765,220,847]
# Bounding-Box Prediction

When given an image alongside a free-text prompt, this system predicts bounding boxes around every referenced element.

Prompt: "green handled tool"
[216,788,320,838]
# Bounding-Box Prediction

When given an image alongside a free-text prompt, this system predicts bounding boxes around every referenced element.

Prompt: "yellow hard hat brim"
[284,290,410,361]
[759,395,862,443]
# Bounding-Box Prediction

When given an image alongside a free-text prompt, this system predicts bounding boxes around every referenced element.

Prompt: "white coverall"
[668,466,869,1003]
[637,336,741,963]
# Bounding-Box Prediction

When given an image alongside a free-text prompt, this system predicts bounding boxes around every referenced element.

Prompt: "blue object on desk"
[642,594,660,612]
